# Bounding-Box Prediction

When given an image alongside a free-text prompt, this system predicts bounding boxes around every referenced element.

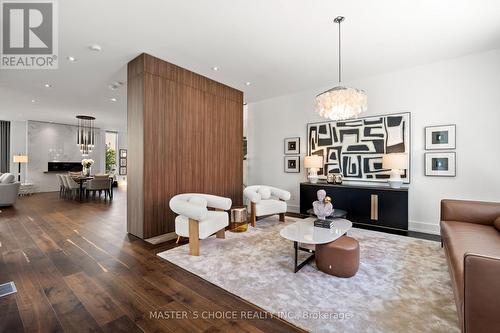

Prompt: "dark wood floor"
[0,188,305,333]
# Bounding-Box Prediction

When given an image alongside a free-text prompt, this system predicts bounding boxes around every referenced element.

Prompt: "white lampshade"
[382,153,408,170]
[13,155,28,163]
[304,155,323,169]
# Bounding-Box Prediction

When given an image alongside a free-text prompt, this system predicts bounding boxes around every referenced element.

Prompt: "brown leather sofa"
[440,199,500,333]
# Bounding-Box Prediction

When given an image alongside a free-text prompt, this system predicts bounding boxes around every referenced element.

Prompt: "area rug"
[157,218,459,333]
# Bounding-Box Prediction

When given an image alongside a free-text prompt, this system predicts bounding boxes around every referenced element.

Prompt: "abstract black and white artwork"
[307,112,411,183]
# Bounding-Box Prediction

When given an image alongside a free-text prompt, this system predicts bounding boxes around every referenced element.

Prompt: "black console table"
[300,182,408,231]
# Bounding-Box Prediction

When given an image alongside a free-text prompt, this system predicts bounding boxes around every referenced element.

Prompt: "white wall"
[27,121,104,192]
[248,48,500,234]
[9,120,27,181]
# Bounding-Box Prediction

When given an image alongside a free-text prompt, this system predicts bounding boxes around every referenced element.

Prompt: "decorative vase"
[82,166,91,177]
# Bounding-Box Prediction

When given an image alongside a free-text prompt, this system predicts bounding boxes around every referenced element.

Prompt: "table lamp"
[382,153,408,188]
[13,155,28,182]
[304,155,323,184]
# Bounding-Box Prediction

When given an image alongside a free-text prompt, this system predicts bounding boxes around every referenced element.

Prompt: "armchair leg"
[250,202,256,227]
[216,229,225,239]
[188,218,200,256]
[279,213,285,222]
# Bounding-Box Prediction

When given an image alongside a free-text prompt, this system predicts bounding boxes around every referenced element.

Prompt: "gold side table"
[230,207,248,233]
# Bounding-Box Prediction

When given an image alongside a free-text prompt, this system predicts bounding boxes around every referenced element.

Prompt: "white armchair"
[244,185,291,227]
[169,193,232,256]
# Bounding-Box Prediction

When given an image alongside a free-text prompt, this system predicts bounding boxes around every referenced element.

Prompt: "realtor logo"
[1,0,58,69]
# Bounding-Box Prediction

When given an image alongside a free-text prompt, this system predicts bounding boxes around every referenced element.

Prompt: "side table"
[229,207,248,232]
[19,183,35,196]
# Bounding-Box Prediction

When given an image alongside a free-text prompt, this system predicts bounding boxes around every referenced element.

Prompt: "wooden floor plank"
[0,295,25,333]
[64,272,125,326]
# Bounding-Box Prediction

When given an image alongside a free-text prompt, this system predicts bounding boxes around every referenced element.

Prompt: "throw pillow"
[0,173,6,182]
[0,173,15,184]
[258,187,271,200]
[494,217,500,232]
[189,196,208,208]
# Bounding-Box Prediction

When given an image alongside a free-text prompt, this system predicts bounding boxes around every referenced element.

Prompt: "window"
[105,131,118,173]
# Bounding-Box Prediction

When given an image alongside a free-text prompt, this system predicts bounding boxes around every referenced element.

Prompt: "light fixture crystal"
[315,86,367,121]
[314,16,367,120]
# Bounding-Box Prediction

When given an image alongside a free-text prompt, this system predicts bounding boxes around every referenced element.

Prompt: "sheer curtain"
[0,121,10,173]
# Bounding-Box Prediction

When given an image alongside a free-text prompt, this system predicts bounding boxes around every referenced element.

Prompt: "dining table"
[71,175,115,202]
[72,176,94,201]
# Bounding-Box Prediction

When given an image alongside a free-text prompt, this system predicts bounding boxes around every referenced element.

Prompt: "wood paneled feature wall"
[127,53,244,239]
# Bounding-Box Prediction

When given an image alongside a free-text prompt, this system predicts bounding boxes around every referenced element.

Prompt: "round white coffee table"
[280,217,352,272]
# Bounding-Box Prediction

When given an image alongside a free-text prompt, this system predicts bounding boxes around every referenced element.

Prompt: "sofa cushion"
[495,217,500,231]
[252,199,287,217]
[0,173,15,184]
[258,187,271,200]
[441,220,500,310]
[175,211,228,239]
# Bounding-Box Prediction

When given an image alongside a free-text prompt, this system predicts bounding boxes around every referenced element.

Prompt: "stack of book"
[314,219,334,229]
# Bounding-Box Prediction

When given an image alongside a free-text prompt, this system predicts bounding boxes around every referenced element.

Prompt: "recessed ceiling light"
[245,82,251,86]
[108,81,124,90]
[67,56,76,61]
[211,66,219,71]
[89,44,102,51]
[44,83,52,88]
[110,98,117,102]
[31,99,37,103]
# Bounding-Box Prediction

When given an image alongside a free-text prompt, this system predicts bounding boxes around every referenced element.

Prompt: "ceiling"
[1,0,499,132]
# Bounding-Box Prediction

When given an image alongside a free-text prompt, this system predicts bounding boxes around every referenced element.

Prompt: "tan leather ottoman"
[316,236,359,278]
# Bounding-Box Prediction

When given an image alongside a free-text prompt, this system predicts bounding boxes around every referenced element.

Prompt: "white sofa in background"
[169,193,232,256]
[244,185,291,227]
[0,173,20,207]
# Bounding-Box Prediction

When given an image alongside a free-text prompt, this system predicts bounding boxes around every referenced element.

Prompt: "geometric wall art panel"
[307,112,411,183]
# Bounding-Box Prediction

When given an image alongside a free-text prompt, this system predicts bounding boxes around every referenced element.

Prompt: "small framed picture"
[120,158,127,167]
[119,167,127,175]
[425,125,456,150]
[284,156,300,173]
[425,152,456,177]
[119,149,127,158]
[284,137,300,155]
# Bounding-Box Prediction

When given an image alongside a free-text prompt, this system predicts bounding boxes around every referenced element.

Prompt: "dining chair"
[69,171,81,178]
[64,175,81,200]
[86,175,112,200]
[56,174,66,197]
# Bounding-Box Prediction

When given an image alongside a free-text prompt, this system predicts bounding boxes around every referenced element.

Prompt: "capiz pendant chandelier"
[315,16,367,121]
[76,115,95,156]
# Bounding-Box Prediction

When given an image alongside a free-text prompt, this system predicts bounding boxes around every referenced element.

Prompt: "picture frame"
[119,166,127,175]
[119,158,127,167]
[119,149,127,158]
[425,152,456,177]
[284,156,300,173]
[284,137,300,155]
[425,125,456,150]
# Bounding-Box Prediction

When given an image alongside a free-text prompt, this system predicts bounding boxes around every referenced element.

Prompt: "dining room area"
[57,171,115,202]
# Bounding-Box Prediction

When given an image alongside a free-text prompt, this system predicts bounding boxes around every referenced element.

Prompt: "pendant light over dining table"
[315,16,367,120]
[76,115,95,156]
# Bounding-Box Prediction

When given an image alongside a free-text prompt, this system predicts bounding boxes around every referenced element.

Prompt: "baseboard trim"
[145,232,177,245]
[409,220,440,235]
[287,204,300,214]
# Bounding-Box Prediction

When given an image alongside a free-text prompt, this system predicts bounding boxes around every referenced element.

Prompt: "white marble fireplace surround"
[27,120,105,192]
